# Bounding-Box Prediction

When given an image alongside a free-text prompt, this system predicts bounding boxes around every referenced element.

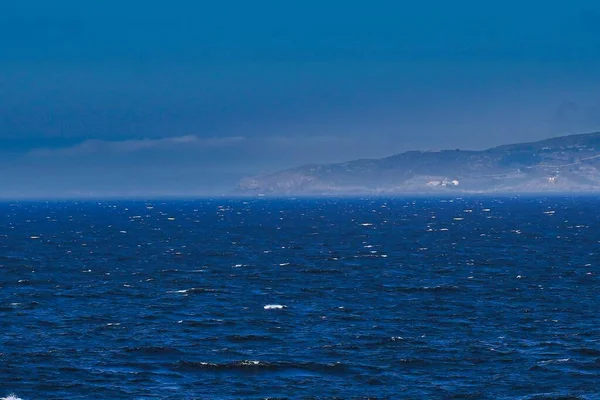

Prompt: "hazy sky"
[1,0,600,197]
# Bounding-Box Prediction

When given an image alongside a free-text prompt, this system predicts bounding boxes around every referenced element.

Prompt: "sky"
[1,0,600,197]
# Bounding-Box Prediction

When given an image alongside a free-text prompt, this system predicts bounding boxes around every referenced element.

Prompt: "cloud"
[28,135,247,157]
[5,134,370,197]
[24,134,371,168]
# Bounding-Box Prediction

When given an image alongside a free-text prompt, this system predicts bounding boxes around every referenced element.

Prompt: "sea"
[1,196,600,399]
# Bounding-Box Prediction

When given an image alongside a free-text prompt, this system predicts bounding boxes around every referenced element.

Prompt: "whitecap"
[539,358,570,365]
[168,288,217,294]
[167,288,191,294]
[240,360,261,366]
[264,304,286,310]
[2,395,23,400]
[360,223,373,226]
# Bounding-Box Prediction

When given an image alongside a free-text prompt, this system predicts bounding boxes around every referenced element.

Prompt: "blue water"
[1,197,600,399]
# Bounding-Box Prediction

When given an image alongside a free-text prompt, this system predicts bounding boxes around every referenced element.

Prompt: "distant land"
[236,131,600,195]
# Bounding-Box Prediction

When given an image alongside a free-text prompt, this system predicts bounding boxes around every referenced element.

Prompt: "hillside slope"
[237,132,600,194]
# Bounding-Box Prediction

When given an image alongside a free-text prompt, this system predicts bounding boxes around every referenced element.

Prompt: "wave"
[168,287,223,294]
[299,268,343,274]
[524,394,587,400]
[226,334,276,342]
[380,284,462,293]
[572,347,600,356]
[2,395,23,400]
[124,346,184,356]
[181,319,236,327]
[264,304,286,310]
[175,360,349,374]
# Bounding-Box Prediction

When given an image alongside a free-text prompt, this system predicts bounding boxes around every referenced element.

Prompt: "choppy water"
[1,197,600,399]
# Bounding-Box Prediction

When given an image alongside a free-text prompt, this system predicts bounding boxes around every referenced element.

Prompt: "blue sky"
[1,1,600,196]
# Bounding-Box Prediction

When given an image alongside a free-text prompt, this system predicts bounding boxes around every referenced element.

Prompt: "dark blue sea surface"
[1,197,600,399]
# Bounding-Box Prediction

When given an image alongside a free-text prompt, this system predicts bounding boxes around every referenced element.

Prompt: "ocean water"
[1,197,600,399]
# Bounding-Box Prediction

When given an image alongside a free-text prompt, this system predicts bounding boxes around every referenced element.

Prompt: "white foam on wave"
[264,304,286,310]
[2,394,23,400]
[240,360,261,366]
[168,287,218,295]
[539,358,571,365]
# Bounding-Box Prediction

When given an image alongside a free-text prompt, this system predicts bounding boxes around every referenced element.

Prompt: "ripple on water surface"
[1,197,600,398]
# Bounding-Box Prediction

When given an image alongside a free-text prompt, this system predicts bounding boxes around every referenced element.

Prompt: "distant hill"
[236,132,600,195]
